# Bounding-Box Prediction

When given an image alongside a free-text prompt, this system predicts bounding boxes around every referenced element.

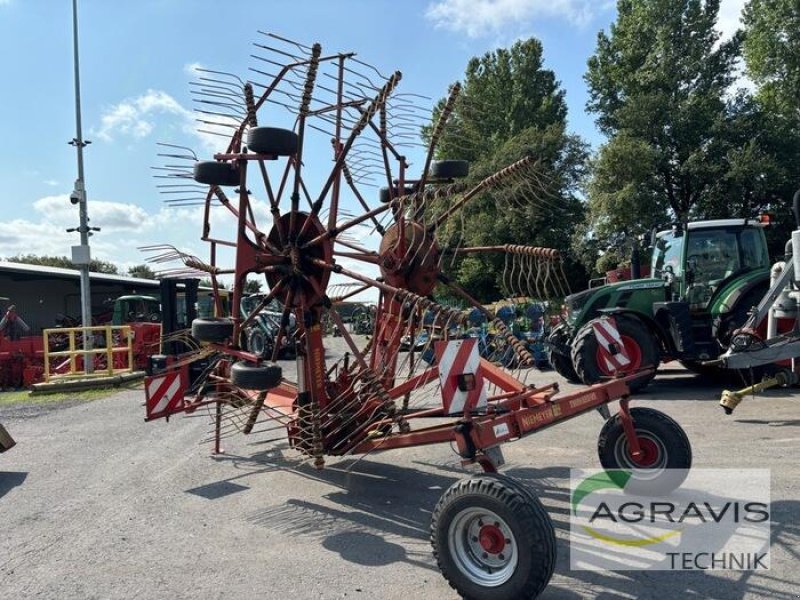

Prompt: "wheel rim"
[448,507,518,587]
[596,334,643,376]
[613,430,668,477]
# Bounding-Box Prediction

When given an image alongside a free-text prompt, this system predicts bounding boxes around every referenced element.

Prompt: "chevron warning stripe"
[591,316,631,373]
[145,370,186,420]
[434,338,488,415]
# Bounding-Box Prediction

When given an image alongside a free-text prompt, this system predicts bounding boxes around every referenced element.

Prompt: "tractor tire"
[571,314,659,393]
[230,361,282,390]
[193,161,240,187]
[246,126,298,156]
[717,284,772,385]
[598,407,692,494]
[430,159,470,179]
[247,328,271,359]
[546,323,580,384]
[191,317,234,343]
[431,473,556,600]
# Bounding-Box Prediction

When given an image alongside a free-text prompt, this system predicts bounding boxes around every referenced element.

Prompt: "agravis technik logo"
[570,469,770,571]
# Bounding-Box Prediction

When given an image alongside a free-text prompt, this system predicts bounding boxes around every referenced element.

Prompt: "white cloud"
[718,0,746,42]
[184,62,204,77]
[94,89,190,142]
[33,195,152,232]
[425,0,602,37]
[94,87,241,156]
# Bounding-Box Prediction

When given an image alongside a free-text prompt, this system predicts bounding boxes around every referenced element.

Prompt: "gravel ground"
[1,336,798,599]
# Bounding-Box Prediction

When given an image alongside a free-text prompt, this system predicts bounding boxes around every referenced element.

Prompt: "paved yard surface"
[1,338,798,599]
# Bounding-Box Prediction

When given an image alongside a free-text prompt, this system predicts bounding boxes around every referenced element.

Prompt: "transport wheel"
[191,317,234,343]
[598,407,692,493]
[431,474,556,600]
[572,314,659,392]
[230,361,283,390]
[246,126,298,155]
[193,161,240,186]
[430,159,469,179]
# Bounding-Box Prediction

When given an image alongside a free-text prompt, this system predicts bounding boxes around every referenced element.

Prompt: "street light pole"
[70,0,93,373]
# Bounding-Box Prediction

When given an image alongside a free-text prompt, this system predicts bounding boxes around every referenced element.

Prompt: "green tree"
[6,254,119,274]
[582,0,797,272]
[127,264,156,279]
[425,38,589,301]
[743,0,800,120]
[583,0,740,270]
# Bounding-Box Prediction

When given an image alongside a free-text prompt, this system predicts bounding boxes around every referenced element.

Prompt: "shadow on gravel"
[0,471,27,499]
[734,419,800,427]
[233,456,461,572]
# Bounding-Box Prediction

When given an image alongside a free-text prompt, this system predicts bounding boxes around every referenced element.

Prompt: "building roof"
[0,261,159,287]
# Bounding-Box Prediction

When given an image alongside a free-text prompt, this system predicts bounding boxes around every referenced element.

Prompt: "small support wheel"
[598,407,692,494]
[193,161,240,187]
[230,361,282,390]
[430,159,470,179]
[191,317,234,343]
[246,126,298,156]
[431,474,555,600]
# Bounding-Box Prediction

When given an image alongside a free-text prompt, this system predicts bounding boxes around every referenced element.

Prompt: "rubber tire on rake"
[571,314,659,393]
[230,361,283,390]
[430,159,470,179]
[193,161,240,187]
[192,317,235,343]
[431,474,556,600]
[246,126,299,156]
[378,185,416,204]
[597,407,692,494]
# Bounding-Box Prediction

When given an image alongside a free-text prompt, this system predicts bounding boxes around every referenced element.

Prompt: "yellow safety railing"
[42,325,135,382]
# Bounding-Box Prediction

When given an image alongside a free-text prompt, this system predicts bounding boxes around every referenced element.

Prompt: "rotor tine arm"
[417,82,461,191]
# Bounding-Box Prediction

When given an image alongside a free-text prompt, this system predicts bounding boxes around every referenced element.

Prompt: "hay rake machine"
[143,33,692,600]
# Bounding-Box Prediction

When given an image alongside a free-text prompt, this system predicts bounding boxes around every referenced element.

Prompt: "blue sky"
[0,0,747,284]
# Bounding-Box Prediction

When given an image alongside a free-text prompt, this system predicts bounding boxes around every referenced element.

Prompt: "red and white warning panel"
[145,370,187,421]
[591,316,631,374]
[434,338,488,415]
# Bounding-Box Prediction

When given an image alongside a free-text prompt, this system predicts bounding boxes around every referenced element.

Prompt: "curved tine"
[260,31,313,53]
[156,142,198,161]
[196,67,245,87]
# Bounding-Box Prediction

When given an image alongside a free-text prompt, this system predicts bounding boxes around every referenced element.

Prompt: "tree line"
[428,0,800,302]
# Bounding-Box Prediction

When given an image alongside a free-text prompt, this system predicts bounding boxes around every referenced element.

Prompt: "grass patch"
[0,383,141,406]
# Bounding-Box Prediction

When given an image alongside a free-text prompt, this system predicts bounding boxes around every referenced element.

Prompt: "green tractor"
[548,219,772,391]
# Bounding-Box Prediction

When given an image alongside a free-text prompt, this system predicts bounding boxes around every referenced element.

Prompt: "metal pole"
[71,0,93,373]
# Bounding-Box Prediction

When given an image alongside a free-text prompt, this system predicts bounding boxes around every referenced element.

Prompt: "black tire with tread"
[378,185,416,204]
[230,360,282,390]
[247,328,270,359]
[247,126,298,156]
[192,317,234,343]
[193,161,239,187]
[430,159,470,179]
[571,314,659,392]
[431,473,556,600]
[546,324,580,383]
[598,407,692,494]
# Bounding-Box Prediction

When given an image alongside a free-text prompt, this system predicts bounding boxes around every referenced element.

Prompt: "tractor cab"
[651,220,770,311]
[112,295,161,325]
